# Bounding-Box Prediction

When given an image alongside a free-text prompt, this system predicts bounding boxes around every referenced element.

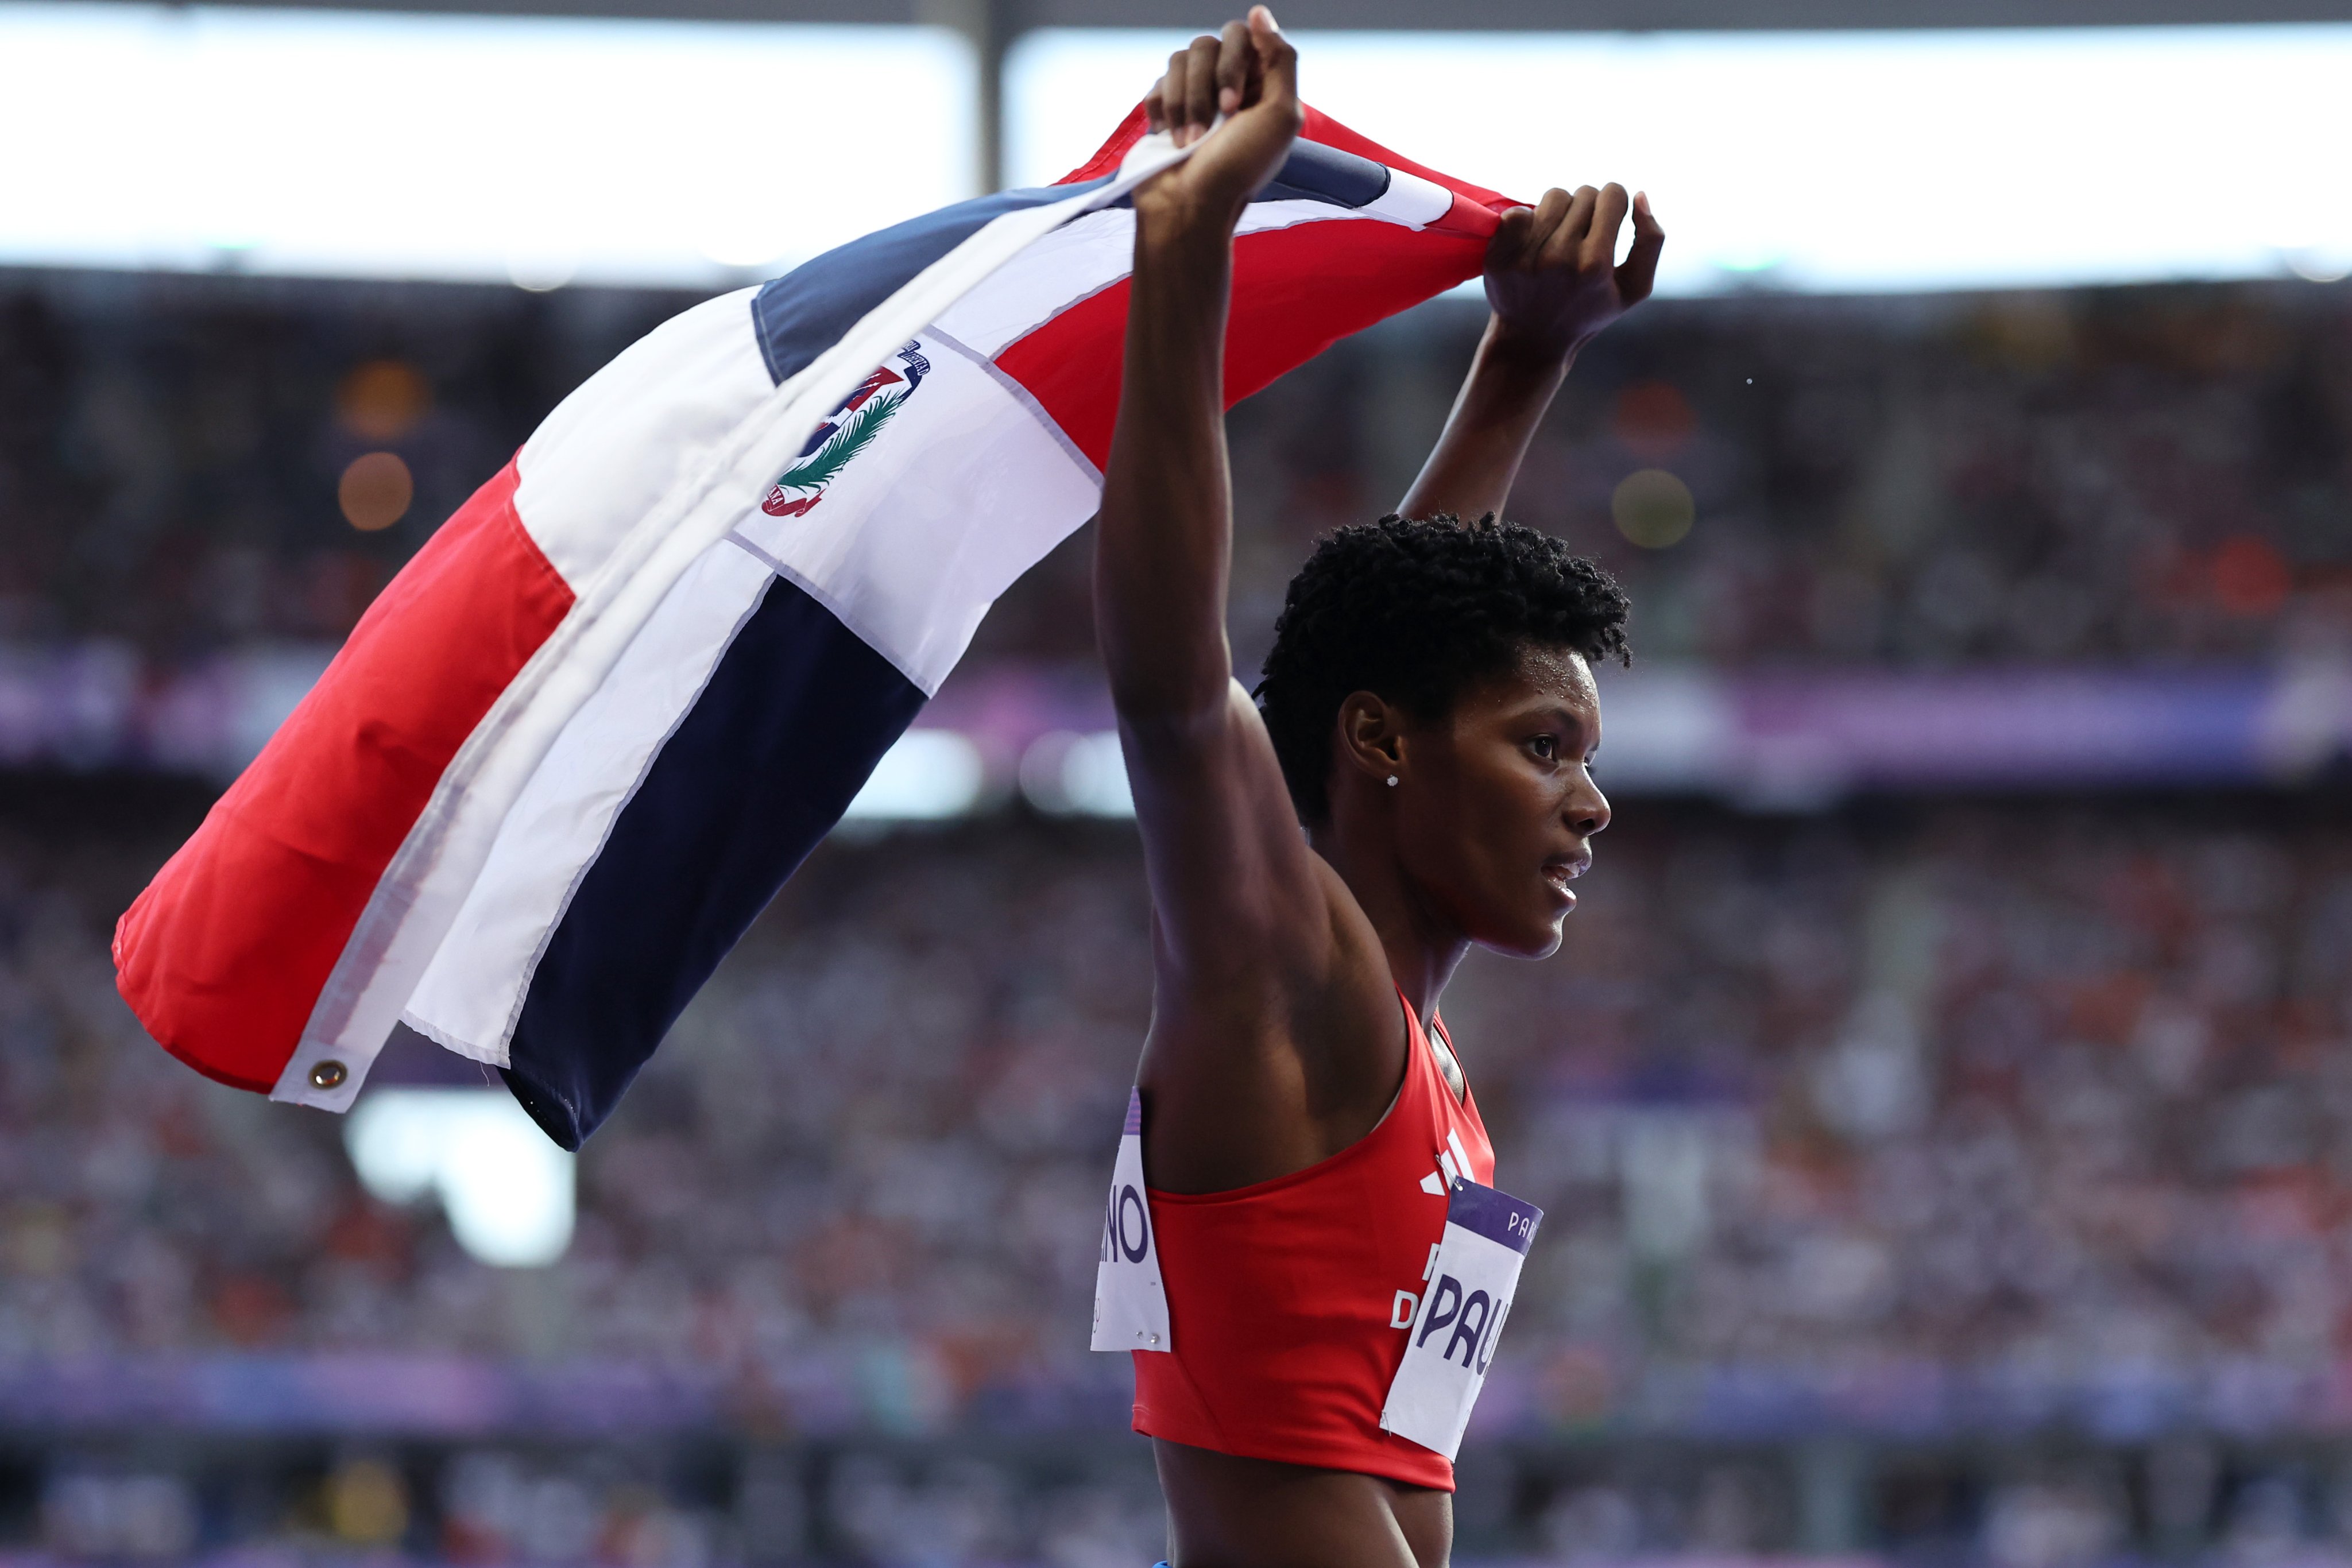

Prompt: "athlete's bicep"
[1119,679,1337,987]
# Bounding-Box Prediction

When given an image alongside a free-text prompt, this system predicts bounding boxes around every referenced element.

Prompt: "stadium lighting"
[840,729,988,820]
[0,5,976,286]
[1019,730,1135,817]
[344,1088,575,1267]
[1007,25,2352,296]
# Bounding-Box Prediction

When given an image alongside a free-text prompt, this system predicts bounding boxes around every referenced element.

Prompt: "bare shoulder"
[1138,835,1408,1193]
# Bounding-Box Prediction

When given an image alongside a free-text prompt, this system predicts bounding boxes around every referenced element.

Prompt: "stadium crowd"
[5,788,2352,1556]
[0,273,2346,671]
[3,262,2351,1559]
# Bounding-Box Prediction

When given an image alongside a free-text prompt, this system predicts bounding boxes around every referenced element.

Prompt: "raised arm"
[1093,17,1298,729]
[1399,184,1665,522]
[1093,16,1332,999]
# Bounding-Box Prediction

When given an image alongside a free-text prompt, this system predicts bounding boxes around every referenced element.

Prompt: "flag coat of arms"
[113,106,1514,1148]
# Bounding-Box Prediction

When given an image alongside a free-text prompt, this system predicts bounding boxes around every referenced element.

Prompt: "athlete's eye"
[1530,734,1558,761]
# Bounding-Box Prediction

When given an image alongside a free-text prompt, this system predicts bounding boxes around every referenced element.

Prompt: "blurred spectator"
[0,276,679,655]
[6,791,2352,1439]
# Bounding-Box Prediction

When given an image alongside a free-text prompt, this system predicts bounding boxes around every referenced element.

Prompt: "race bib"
[1091,1089,1173,1353]
[1379,1178,1541,1459]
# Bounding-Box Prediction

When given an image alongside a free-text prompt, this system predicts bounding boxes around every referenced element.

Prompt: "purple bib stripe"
[1447,1182,1544,1256]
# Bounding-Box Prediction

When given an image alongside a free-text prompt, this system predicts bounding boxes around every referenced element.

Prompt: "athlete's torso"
[1130,994,1492,1490]
[1151,1438,1453,1568]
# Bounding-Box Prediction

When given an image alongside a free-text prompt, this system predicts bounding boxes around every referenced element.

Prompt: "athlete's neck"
[1306,820,1469,1023]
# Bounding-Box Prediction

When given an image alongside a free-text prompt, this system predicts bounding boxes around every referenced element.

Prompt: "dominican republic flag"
[113,106,1511,1149]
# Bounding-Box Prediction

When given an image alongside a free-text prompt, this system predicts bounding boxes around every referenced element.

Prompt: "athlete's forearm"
[1396,315,1571,524]
[1403,183,1666,522]
[1096,200,1243,725]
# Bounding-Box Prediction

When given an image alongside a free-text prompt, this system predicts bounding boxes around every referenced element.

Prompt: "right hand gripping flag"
[113,107,1515,1149]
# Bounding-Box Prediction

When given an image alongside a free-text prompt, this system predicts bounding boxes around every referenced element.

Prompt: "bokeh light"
[1612,469,1696,549]
[335,359,430,442]
[338,451,413,532]
[324,1458,409,1546]
[344,1089,577,1267]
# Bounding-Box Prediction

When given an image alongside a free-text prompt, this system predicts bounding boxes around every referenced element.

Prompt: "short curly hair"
[1254,513,1630,822]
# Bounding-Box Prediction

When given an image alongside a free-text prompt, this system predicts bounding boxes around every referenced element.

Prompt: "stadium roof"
[51,0,2352,23]
[15,0,2349,287]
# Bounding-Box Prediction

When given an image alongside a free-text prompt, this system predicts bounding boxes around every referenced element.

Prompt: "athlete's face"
[1395,644,1610,959]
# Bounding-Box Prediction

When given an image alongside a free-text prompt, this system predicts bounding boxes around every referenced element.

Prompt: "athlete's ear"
[1334,690,1408,788]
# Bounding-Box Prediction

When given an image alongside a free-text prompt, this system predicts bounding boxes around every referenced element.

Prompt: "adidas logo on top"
[1419,1129,1474,1195]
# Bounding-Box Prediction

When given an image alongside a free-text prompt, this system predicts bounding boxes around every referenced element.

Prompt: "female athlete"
[1093,10,1664,1565]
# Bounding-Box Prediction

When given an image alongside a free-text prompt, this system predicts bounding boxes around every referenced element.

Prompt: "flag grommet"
[308,1059,349,1090]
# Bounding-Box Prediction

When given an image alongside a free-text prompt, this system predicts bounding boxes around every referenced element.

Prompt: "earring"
[1386,775,1399,787]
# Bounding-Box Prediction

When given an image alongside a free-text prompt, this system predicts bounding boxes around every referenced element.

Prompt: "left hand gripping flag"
[113,107,1515,1148]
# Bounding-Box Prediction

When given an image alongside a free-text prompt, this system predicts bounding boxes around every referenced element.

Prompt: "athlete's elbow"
[1107,673,1230,738]
[1103,640,1232,726]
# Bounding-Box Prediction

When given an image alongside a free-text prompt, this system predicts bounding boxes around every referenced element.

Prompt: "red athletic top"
[1132,996,1495,1490]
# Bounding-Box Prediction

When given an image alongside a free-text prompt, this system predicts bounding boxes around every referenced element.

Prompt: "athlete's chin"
[1484,913,1568,960]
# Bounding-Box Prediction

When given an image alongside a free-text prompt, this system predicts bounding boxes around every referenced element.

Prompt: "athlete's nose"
[1567,777,1610,838]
